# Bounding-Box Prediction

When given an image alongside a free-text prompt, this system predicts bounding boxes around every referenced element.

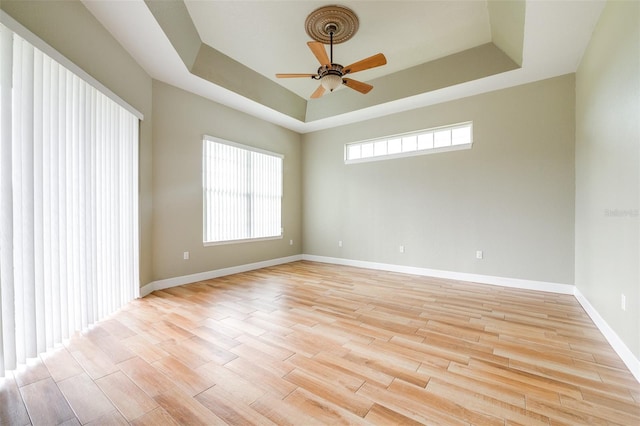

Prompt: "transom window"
[202,136,283,245]
[345,122,473,164]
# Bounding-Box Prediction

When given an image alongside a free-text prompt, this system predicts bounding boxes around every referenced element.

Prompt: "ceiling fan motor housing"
[317,64,344,78]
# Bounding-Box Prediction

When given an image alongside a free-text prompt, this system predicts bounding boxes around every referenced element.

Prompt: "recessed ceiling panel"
[184,1,492,98]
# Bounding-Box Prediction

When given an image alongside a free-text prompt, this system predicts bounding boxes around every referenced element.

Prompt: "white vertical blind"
[0,24,140,377]
[203,136,283,244]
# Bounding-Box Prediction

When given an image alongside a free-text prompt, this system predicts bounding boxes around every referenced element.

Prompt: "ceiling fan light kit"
[276,4,387,99]
[320,71,343,92]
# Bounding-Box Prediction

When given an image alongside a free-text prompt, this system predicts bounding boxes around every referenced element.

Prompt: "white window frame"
[202,135,283,246]
[345,121,473,164]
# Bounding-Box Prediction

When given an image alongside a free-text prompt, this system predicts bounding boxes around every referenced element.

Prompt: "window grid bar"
[345,121,473,164]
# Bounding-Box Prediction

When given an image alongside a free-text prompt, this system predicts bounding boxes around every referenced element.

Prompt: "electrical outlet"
[183,251,189,260]
[621,294,626,311]
[476,250,483,259]
[399,245,405,253]
[289,239,293,246]
[338,240,343,248]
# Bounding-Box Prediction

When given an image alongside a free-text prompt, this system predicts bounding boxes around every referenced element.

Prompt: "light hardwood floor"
[1,261,639,425]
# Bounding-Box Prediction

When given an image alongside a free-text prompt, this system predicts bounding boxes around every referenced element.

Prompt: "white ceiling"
[184,1,492,99]
[82,0,606,133]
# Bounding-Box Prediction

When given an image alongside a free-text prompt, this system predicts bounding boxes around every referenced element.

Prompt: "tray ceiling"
[82,0,605,133]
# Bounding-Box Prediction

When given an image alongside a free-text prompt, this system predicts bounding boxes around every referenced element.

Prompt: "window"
[345,122,473,164]
[203,136,283,245]
[0,20,140,376]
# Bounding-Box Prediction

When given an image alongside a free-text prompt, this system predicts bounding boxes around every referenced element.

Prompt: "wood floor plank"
[525,396,610,425]
[197,361,266,405]
[154,387,226,426]
[284,367,372,417]
[470,358,584,400]
[447,360,563,403]
[86,330,137,365]
[95,371,158,421]
[235,333,295,360]
[282,387,371,425]
[229,341,295,377]
[150,320,195,342]
[58,417,81,426]
[151,356,216,396]
[287,353,365,392]
[120,334,170,363]
[85,410,129,425]
[356,381,469,425]
[195,384,277,426]
[65,336,119,380]
[425,376,550,425]
[13,357,51,388]
[190,324,243,350]
[156,339,212,369]
[388,378,504,426]
[558,393,640,425]
[130,407,180,426]
[225,356,297,399]
[57,372,115,424]
[0,373,31,426]
[40,347,85,383]
[364,402,427,425]
[98,319,137,341]
[312,350,395,389]
[4,261,638,425]
[19,377,76,425]
[250,393,324,426]
[117,357,174,398]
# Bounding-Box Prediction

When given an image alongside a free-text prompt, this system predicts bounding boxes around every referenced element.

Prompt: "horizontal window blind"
[203,136,283,244]
[0,24,139,376]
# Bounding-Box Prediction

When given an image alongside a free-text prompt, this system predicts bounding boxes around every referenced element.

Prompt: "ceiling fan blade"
[310,84,326,99]
[343,53,387,75]
[276,73,316,78]
[343,78,373,94]
[307,41,331,66]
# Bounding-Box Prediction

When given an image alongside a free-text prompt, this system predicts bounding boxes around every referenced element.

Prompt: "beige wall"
[151,81,302,281]
[302,75,576,285]
[575,0,639,359]
[1,0,154,286]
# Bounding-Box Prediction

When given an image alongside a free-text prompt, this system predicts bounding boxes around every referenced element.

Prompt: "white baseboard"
[141,254,572,298]
[302,254,575,294]
[573,288,640,383]
[140,254,303,297]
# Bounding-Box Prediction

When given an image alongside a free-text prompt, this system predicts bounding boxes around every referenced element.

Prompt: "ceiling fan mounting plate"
[305,5,359,44]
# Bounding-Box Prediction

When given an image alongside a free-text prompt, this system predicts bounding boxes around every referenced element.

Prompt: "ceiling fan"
[276,5,387,99]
